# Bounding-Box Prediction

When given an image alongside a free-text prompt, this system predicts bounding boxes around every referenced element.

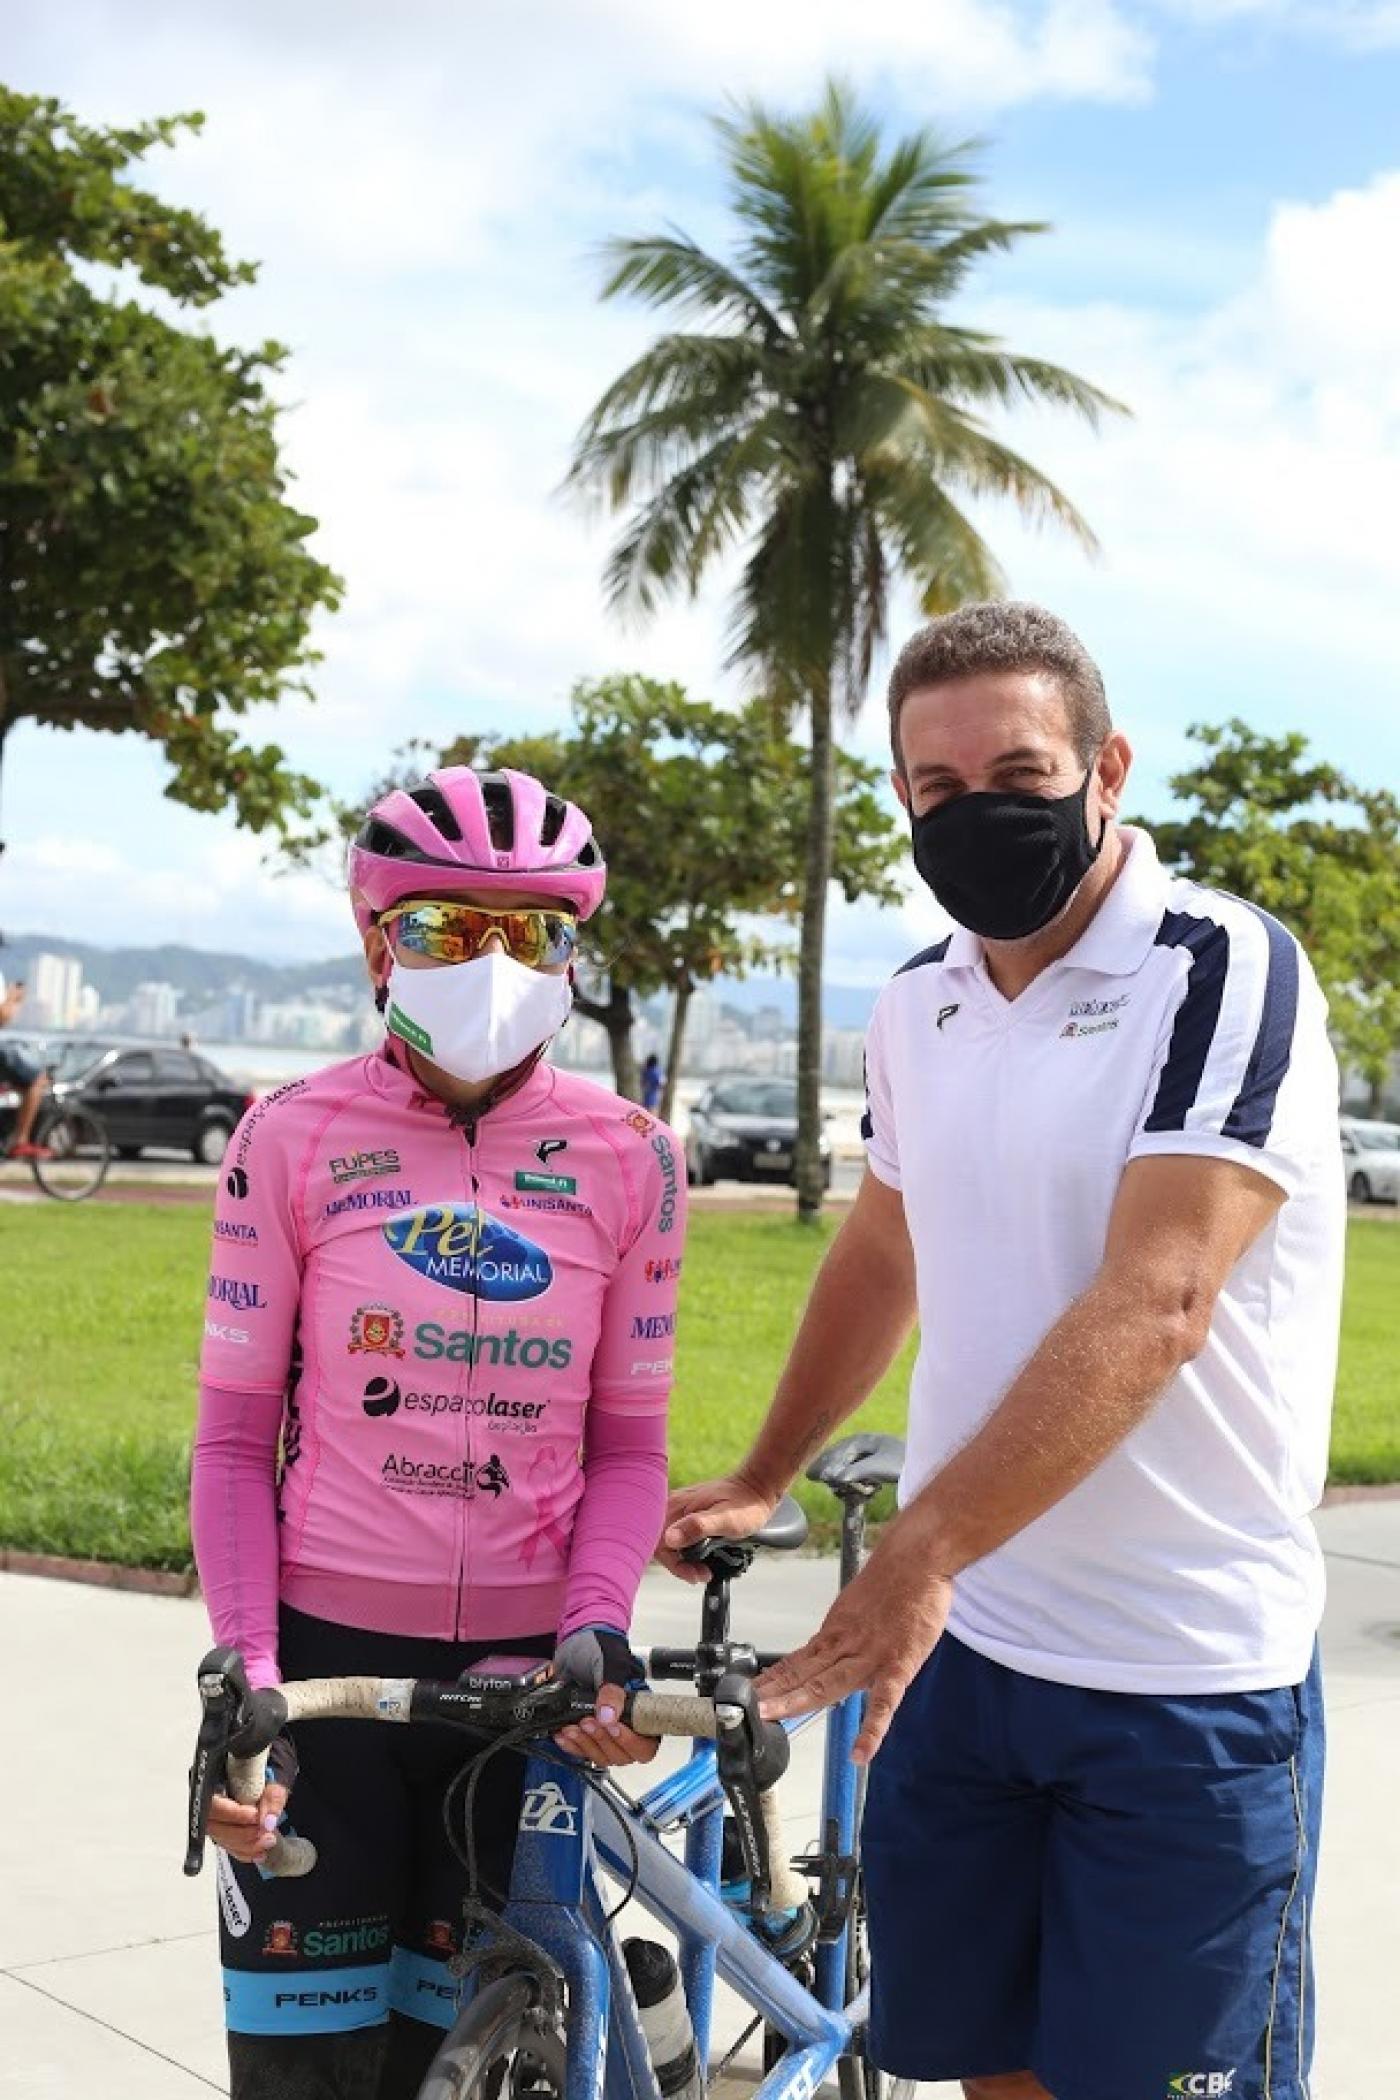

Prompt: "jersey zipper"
[455,1109,482,1642]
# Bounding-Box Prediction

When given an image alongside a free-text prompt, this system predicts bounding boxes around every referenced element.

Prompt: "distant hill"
[0,931,880,1029]
[0,933,364,1006]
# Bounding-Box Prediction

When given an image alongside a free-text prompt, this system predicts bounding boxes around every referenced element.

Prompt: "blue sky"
[5,0,1400,987]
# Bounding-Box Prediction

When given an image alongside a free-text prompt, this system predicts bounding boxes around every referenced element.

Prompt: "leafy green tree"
[567,80,1122,1212]
[439,675,904,1104]
[1149,720,1400,1115]
[0,87,341,834]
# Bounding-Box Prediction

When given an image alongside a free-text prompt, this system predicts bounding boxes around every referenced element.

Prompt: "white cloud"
[6,829,353,957]
[5,0,1400,972]
[941,164,1400,769]
[1154,0,1400,46]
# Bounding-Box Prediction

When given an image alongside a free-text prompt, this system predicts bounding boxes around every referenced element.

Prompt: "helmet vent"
[479,772,516,854]
[407,782,463,842]
[357,817,420,861]
[540,795,568,848]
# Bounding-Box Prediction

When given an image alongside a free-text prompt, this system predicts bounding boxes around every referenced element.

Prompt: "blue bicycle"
[185,1433,909,2100]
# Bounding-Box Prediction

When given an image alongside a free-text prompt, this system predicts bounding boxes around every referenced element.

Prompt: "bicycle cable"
[440,1723,645,2019]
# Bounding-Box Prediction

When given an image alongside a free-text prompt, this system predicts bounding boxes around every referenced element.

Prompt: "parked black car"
[684,1076,832,1190]
[53,1042,254,1163]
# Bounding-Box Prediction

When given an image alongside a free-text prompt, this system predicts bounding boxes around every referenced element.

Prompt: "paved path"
[3,1505,1398,2098]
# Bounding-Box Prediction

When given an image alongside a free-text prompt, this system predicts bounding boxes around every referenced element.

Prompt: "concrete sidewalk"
[3,1505,1398,2098]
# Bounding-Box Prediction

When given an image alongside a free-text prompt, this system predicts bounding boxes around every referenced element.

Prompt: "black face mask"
[911,768,1105,942]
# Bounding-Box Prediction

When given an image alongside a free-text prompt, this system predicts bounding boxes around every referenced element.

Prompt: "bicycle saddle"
[748,1493,809,1552]
[806,1432,905,1499]
[681,1492,810,1570]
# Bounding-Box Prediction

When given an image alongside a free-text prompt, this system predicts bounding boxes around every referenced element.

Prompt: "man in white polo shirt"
[663,603,1343,2100]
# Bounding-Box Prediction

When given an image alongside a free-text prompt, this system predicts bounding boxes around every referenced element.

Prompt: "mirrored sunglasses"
[379,899,579,970]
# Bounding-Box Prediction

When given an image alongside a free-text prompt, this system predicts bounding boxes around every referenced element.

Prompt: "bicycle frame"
[436,1689,867,2100]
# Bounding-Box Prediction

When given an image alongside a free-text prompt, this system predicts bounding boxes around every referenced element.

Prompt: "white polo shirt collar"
[940,825,1168,980]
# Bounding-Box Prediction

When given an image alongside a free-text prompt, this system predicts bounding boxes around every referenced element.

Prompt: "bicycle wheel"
[32,1108,111,1201]
[418,1974,566,2100]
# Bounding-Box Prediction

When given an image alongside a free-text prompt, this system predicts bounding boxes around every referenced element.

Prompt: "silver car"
[1340,1118,1400,1204]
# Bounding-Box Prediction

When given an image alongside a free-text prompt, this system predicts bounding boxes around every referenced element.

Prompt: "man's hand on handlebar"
[659,1469,781,1583]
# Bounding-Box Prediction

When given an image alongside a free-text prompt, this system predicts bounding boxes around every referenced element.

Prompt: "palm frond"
[886,378,1101,549]
[865,456,1006,611]
[599,423,785,624]
[862,134,982,244]
[835,505,888,713]
[724,484,839,698]
[681,409,799,580]
[898,332,1128,424]
[599,233,785,341]
[565,335,774,506]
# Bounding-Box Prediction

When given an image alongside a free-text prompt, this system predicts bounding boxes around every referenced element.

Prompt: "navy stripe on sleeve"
[895,936,952,978]
[1221,908,1299,1148]
[860,1051,873,1143]
[1142,909,1231,1132]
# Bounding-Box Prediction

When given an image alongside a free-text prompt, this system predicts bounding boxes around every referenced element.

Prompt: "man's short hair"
[887,601,1111,769]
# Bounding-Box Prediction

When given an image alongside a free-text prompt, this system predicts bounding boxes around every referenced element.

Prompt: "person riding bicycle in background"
[0,973,52,1159]
[191,766,686,2100]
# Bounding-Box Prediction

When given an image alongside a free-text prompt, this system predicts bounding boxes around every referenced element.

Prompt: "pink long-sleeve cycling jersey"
[196,1045,684,1669]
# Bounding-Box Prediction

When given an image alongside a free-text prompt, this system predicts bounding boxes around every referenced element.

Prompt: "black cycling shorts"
[217,1606,553,2037]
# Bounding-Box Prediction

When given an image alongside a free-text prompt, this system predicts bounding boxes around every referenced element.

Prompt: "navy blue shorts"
[863,1633,1323,2100]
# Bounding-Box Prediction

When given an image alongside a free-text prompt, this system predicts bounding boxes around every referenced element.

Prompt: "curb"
[0,1548,199,1596]
[6,1486,1398,1598]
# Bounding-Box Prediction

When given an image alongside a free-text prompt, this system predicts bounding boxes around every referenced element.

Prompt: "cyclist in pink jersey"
[191,767,685,2099]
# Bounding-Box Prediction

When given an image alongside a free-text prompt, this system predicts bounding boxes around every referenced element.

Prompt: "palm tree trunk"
[660,978,692,1126]
[795,674,836,1220]
[0,671,12,848]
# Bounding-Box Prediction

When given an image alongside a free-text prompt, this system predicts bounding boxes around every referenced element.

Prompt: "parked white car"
[1340,1118,1400,1204]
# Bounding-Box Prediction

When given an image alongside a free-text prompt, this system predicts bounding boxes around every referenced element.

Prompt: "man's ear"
[1096,731,1133,820]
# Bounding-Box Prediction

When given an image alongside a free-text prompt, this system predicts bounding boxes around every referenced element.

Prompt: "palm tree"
[567,82,1124,1217]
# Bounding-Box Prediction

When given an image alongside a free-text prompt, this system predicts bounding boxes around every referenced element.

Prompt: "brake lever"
[711,1670,790,1914]
[184,1646,245,1876]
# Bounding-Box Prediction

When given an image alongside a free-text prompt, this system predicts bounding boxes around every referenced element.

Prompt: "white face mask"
[384,952,572,1085]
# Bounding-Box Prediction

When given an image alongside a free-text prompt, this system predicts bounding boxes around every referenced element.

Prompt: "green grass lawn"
[1,1205,1396,1571]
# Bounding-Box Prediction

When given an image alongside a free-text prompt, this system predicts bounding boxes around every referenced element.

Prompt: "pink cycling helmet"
[347,766,607,934]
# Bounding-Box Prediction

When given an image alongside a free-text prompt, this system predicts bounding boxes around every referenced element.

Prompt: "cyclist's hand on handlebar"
[659,1470,779,1582]
[551,1628,659,1769]
[208,1735,297,1864]
[208,1774,291,1864]
[554,1679,659,1768]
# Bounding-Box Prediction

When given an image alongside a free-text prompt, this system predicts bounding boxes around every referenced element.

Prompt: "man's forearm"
[744,1205,917,1497]
[898,1275,1198,1576]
